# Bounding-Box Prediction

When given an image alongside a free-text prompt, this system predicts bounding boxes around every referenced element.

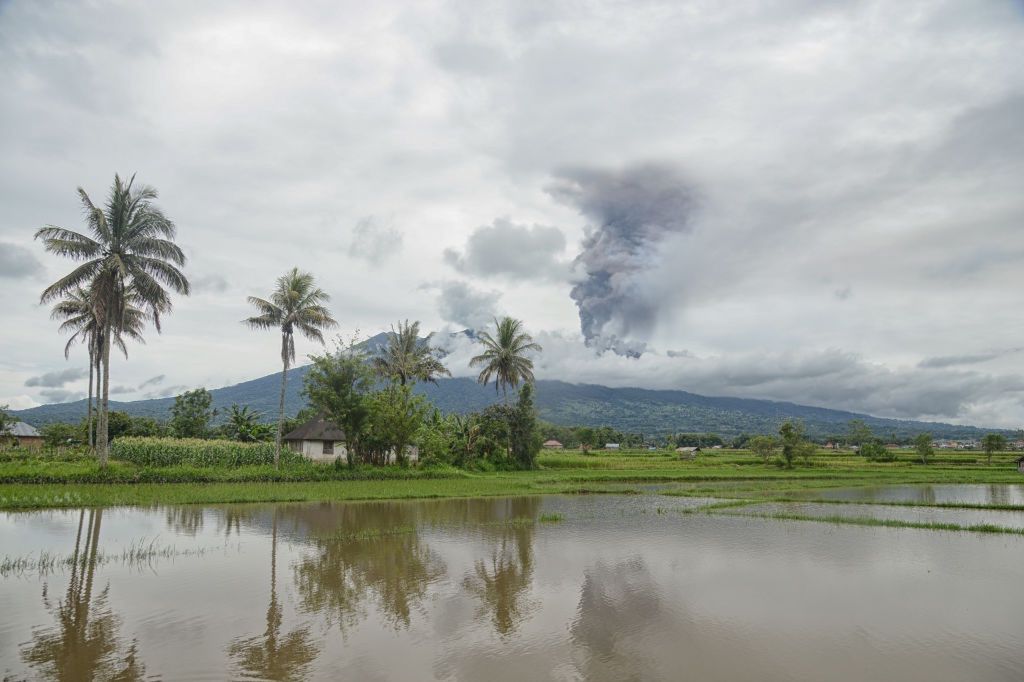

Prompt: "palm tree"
[36,174,189,465]
[245,268,337,467]
[470,317,542,401]
[372,319,451,386]
[50,286,147,449]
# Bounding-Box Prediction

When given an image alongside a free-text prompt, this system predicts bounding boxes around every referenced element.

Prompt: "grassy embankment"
[1,446,1021,510]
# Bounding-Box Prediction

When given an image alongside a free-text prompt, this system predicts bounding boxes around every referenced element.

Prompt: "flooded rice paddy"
[1,486,1023,681]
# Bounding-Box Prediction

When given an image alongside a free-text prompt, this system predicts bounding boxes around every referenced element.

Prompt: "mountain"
[11,364,1004,440]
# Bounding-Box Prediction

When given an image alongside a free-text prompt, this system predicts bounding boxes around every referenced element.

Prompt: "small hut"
[542,439,564,450]
[1017,456,1024,474]
[5,421,42,450]
[676,445,701,460]
[283,413,347,461]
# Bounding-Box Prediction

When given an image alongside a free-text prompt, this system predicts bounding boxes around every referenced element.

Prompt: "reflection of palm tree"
[462,498,539,635]
[228,508,318,681]
[22,509,147,681]
[292,502,445,631]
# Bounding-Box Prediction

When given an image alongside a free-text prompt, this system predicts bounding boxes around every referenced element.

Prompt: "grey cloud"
[427,280,502,330]
[443,218,567,280]
[548,164,699,352]
[833,287,852,301]
[0,242,44,279]
[38,388,84,403]
[109,385,136,395]
[919,349,1021,369]
[144,385,188,400]
[434,40,508,76]
[348,216,403,265]
[138,374,165,388]
[192,273,230,294]
[25,367,86,388]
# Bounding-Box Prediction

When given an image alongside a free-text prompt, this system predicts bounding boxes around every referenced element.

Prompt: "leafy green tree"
[40,422,86,447]
[859,440,893,462]
[365,385,428,466]
[245,268,337,467]
[372,320,451,386]
[507,382,542,469]
[913,433,934,465]
[224,405,273,442]
[470,317,542,401]
[304,343,373,468]
[575,426,596,452]
[778,420,814,468]
[170,389,215,439]
[36,175,189,465]
[747,435,778,461]
[0,404,12,446]
[981,433,1007,464]
[845,419,874,447]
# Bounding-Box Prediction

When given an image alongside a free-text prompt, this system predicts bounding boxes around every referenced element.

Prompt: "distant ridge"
[12,365,1004,440]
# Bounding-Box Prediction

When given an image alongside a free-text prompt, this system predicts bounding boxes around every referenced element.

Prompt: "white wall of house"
[289,440,418,463]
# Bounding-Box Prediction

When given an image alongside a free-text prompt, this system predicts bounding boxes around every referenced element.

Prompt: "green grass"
[716,509,1024,536]
[0,447,1020,510]
[539,512,564,523]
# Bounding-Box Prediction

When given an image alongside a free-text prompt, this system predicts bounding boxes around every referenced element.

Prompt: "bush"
[860,441,896,462]
[112,437,305,468]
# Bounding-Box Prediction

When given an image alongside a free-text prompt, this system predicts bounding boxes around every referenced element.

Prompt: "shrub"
[112,437,305,468]
[860,441,895,462]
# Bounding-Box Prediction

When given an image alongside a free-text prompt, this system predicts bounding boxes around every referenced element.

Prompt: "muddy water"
[1,495,1022,681]
[789,483,1024,505]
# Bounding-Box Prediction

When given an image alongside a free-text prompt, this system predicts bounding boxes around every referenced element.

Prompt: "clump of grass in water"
[717,510,1024,535]
[539,513,564,523]
[1,538,215,577]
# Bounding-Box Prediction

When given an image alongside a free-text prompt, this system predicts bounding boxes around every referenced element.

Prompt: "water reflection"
[228,508,319,681]
[462,498,539,636]
[20,509,147,681]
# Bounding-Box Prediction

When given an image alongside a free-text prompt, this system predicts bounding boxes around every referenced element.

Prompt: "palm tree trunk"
[86,349,94,450]
[275,333,289,469]
[97,324,112,466]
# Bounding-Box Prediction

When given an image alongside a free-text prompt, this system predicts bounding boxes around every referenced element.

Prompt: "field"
[1,446,1021,510]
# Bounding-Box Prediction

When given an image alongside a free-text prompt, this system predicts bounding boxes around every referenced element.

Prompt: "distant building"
[4,421,42,450]
[1018,457,1024,474]
[542,439,564,449]
[283,412,417,463]
[604,443,620,450]
[676,445,700,460]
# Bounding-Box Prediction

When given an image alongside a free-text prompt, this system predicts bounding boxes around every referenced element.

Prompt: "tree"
[245,268,337,467]
[36,174,190,466]
[981,433,1007,465]
[845,419,874,447]
[913,433,934,465]
[170,389,214,439]
[0,404,13,447]
[859,440,892,462]
[778,420,814,468]
[50,286,147,449]
[748,435,778,461]
[470,317,542,401]
[304,343,373,468]
[372,320,451,386]
[365,385,428,466]
[507,382,542,469]
[225,405,273,442]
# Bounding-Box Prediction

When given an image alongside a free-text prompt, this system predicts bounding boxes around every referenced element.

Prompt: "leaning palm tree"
[372,319,451,386]
[245,268,337,467]
[469,317,542,401]
[51,286,147,449]
[36,174,189,465]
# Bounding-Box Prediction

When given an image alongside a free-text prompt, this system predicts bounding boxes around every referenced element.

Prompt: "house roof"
[283,413,346,442]
[676,446,700,452]
[543,439,563,446]
[6,421,40,438]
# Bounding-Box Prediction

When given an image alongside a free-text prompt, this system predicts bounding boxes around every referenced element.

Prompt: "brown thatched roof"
[283,413,346,442]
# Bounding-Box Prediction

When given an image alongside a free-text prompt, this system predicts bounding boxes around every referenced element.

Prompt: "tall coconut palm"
[50,287,147,448]
[245,268,337,467]
[36,174,189,465]
[372,319,451,386]
[469,317,542,401]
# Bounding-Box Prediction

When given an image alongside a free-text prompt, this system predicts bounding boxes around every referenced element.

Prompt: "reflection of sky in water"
[731,501,1024,529]
[791,483,1024,505]
[0,493,1021,681]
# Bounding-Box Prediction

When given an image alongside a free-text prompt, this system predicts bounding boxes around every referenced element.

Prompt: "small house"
[604,443,620,450]
[1017,457,1024,474]
[542,439,564,449]
[283,413,347,461]
[676,446,701,460]
[4,421,42,450]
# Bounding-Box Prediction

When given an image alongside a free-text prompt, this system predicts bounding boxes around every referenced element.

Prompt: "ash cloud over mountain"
[548,164,699,355]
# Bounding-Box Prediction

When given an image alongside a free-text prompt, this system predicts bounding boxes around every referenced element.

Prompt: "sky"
[1,0,1023,427]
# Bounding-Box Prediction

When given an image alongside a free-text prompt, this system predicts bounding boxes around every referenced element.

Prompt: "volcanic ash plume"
[547,164,698,354]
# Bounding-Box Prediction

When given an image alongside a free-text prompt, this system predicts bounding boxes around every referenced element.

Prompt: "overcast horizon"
[2,1,1023,428]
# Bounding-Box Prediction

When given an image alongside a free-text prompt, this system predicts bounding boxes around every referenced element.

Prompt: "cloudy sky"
[1,0,1022,427]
